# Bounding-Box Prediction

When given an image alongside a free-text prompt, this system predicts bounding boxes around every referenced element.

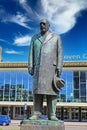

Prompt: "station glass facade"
[0,70,87,103]
[60,70,87,103]
[0,70,33,101]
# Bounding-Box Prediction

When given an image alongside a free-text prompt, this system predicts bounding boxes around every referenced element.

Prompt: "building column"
[79,107,81,122]
[61,107,64,120]
[69,107,72,121]
[13,107,15,119]
[30,106,33,116]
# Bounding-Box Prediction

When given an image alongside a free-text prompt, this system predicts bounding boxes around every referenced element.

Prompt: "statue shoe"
[29,115,39,120]
[50,115,58,121]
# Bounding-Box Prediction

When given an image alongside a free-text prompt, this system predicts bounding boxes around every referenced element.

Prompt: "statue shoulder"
[32,33,40,41]
[52,33,61,39]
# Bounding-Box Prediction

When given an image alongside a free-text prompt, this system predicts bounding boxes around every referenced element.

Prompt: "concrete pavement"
[64,122,87,130]
[0,120,87,130]
[64,121,87,126]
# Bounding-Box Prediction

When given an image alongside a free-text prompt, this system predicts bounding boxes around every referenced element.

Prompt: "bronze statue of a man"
[28,19,63,121]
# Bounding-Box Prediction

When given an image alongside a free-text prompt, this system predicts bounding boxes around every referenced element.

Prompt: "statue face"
[40,19,50,35]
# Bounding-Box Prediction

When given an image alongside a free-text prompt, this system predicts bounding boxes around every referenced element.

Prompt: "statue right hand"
[28,68,34,76]
[55,68,61,77]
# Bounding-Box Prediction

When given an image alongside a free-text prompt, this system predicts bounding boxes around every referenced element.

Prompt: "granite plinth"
[20,120,65,130]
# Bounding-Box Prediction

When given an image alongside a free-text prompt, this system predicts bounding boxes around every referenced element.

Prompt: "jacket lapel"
[37,32,53,45]
[43,32,53,45]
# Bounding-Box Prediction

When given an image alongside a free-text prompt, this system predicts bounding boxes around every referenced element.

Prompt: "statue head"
[40,19,50,35]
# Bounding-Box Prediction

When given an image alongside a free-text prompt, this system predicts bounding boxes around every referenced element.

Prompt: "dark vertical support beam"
[61,107,64,120]
[79,107,81,122]
[10,106,13,119]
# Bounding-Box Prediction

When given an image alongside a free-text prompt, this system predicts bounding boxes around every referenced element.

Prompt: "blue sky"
[0,0,87,62]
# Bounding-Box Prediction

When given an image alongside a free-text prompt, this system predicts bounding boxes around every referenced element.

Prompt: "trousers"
[33,94,57,119]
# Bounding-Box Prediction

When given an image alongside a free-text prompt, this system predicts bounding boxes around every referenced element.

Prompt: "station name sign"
[64,53,87,61]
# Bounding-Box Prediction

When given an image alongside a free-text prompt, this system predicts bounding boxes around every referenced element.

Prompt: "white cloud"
[11,12,31,29]
[18,0,40,21]
[5,49,23,55]
[19,0,26,3]
[41,0,87,34]
[14,35,31,46]
[0,1,33,29]
[18,0,34,16]
[0,38,12,45]
[1,0,87,34]
[0,39,8,43]
[1,12,31,29]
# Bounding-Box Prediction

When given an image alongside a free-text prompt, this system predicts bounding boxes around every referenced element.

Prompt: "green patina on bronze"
[22,119,64,126]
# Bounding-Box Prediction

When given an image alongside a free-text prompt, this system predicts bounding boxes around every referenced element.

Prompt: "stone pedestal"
[20,120,65,130]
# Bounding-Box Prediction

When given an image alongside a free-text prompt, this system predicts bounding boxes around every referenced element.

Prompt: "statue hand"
[56,68,61,77]
[28,67,34,76]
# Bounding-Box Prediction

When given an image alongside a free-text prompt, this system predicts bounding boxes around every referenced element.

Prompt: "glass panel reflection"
[0,71,4,101]
[0,71,4,89]
[80,71,86,82]
[60,71,73,102]
[0,70,33,102]
[80,83,86,96]
[16,71,23,101]
[4,71,11,101]
[10,71,17,101]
